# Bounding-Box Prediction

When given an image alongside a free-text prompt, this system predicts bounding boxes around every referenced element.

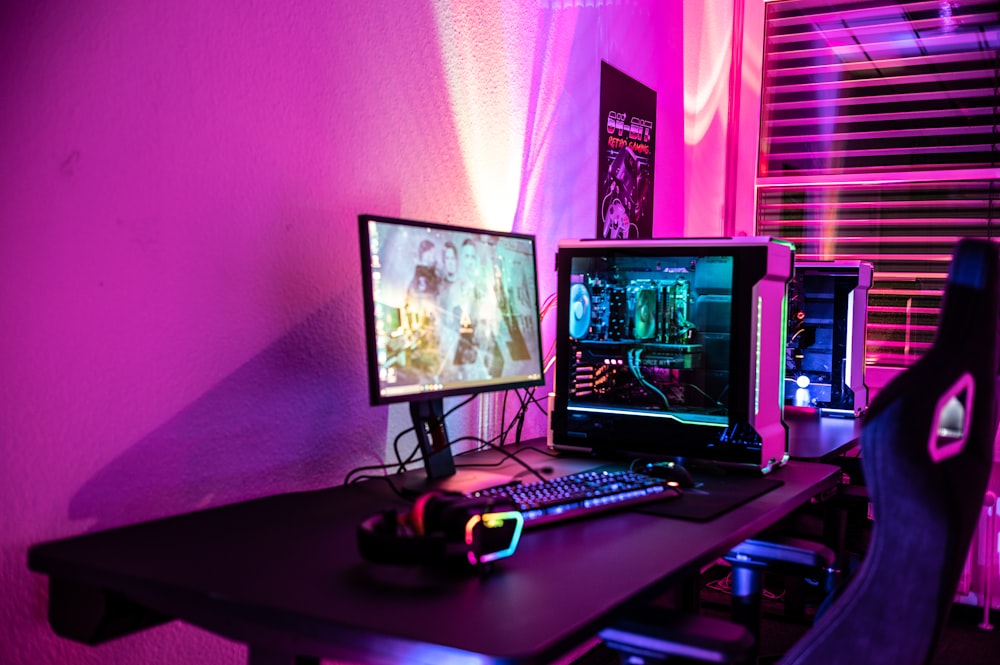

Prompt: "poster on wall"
[597,61,656,239]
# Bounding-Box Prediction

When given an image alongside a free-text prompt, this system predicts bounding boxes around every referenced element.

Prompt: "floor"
[749,600,1000,665]
[702,565,1000,664]
[570,495,1000,664]
[569,566,1000,664]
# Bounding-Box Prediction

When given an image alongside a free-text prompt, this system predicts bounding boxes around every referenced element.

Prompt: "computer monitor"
[358,214,546,485]
[785,260,872,417]
[548,237,794,473]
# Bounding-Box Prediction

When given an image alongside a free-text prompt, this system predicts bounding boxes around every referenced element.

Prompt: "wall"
[0,1,736,663]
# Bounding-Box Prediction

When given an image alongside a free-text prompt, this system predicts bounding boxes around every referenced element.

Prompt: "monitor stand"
[402,399,519,496]
[409,399,455,479]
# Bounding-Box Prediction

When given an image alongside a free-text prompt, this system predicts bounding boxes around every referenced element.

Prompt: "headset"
[356,492,524,569]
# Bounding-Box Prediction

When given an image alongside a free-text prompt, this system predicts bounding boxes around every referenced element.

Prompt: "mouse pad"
[637,475,784,522]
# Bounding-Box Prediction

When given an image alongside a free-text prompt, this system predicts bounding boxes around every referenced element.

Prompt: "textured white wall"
[0,1,700,663]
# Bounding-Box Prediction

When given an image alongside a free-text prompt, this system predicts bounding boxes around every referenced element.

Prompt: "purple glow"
[2,3,693,664]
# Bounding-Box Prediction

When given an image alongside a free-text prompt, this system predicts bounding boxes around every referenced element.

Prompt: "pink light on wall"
[427,2,687,241]
[431,2,549,232]
[683,1,732,147]
[2,3,691,664]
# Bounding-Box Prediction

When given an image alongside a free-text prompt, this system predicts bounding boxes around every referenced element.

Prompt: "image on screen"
[360,215,544,405]
[565,252,733,426]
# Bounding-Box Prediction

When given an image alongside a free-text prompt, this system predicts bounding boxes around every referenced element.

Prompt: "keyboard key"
[467,469,682,528]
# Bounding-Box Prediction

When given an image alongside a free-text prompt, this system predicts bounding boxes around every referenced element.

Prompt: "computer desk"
[28,443,841,665]
[785,410,862,461]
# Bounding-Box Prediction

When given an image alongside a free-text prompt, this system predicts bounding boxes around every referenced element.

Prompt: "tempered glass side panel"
[550,238,793,470]
[565,253,732,425]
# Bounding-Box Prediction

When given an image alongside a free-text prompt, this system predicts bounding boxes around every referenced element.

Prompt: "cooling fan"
[568,283,592,339]
[634,288,656,340]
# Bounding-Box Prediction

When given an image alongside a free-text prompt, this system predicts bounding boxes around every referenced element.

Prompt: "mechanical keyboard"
[467,468,683,528]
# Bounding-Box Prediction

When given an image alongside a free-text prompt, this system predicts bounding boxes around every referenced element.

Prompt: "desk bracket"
[48,577,171,645]
[247,646,319,665]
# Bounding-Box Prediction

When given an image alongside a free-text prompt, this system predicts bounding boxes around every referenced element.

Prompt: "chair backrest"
[779,238,1000,665]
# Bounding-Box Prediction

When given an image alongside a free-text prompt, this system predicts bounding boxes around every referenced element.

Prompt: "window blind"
[757,179,999,367]
[755,0,1000,370]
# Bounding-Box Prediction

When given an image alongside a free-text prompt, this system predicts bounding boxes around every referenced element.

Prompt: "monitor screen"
[549,237,793,472]
[358,214,545,483]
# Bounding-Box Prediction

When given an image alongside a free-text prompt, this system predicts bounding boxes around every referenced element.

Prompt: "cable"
[345,390,547,490]
[454,435,548,483]
[628,346,671,408]
[704,570,786,601]
[346,288,557,490]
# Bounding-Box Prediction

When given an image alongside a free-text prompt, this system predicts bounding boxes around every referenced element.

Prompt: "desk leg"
[728,565,761,663]
[247,646,319,665]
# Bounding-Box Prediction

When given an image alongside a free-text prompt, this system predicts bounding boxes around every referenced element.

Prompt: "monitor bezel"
[358,213,546,408]
[549,237,792,469]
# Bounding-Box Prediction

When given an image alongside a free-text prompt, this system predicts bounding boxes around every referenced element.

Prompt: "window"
[754,0,1000,370]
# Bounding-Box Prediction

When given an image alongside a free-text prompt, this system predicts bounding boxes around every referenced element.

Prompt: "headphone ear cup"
[356,492,520,567]
[426,494,513,538]
[356,506,448,565]
[401,491,446,537]
[356,509,404,564]
[415,492,473,539]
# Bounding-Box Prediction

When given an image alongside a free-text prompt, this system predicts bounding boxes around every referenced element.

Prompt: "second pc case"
[785,260,873,417]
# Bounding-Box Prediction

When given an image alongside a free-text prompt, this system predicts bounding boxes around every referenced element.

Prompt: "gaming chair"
[778,237,1000,663]
[600,237,1000,665]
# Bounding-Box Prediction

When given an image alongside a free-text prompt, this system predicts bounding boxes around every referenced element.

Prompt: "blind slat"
[757,0,999,368]
[757,178,999,369]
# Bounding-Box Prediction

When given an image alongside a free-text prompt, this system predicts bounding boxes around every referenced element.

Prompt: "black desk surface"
[28,445,840,665]
[785,409,862,461]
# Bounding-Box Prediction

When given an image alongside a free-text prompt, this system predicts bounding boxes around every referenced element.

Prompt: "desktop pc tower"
[548,237,794,474]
